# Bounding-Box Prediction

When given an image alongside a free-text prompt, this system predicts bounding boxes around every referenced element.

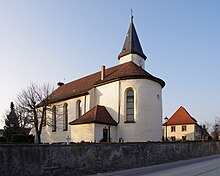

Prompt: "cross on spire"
[130,8,134,22]
[130,8,133,16]
[118,11,147,60]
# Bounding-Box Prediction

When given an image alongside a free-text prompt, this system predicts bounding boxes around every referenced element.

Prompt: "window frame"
[125,88,135,123]
[76,100,82,118]
[171,126,176,132]
[182,125,187,131]
[42,108,46,127]
[182,136,186,141]
[52,106,56,132]
[171,136,176,141]
[63,103,68,131]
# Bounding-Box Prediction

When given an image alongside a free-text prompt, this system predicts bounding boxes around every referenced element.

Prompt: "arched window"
[76,100,82,118]
[126,89,134,122]
[52,106,56,132]
[43,108,46,127]
[63,103,68,131]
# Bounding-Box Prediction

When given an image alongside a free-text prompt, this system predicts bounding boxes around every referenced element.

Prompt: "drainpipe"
[108,125,111,142]
[84,95,86,113]
[118,79,121,124]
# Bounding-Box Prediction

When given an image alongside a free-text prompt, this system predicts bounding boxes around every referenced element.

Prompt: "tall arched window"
[76,100,82,118]
[63,103,68,131]
[52,106,56,132]
[126,89,134,122]
[43,108,46,127]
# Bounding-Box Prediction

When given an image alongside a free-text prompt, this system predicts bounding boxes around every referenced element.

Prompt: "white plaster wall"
[94,124,117,142]
[95,79,163,142]
[164,124,196,141]
[41,94,90,143]
[41,77,163,143]
[119,54,145,69]
[95,82,119,123]
[71,124,94,142]
[118,79,162,142]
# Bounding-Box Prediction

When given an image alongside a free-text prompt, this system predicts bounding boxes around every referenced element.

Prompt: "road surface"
[94,154,220,176]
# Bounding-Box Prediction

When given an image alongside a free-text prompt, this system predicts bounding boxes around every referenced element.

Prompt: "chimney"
[101,65,105,80]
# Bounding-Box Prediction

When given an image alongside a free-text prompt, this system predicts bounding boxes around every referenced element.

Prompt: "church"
[41,15,165,143]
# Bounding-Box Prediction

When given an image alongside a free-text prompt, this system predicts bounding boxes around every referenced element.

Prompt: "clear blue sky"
[1,0,220,129]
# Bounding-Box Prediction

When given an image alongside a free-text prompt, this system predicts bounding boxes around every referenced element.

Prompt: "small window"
[171,126,176,132]
[76,100,82,118]
[43,108,46,127]
[125,89,134,122]
[63,103,68,131]
[182,136,186,141]
[52,106,56,132]
[182,125,187,131]
[171,136,176,141]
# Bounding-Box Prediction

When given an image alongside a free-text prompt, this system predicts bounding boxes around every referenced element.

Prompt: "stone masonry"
[0,141,220,176]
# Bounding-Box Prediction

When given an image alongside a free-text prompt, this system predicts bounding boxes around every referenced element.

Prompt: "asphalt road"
[94,154,220,176]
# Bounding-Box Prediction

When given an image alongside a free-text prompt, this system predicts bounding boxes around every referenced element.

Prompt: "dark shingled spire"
[118,15,147,60]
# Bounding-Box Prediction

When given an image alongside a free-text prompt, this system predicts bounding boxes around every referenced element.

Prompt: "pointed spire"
[118,14,147,60]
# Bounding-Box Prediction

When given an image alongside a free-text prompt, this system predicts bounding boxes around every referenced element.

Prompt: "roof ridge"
[47,62,165,105]
[165,106,197,125]
[69,105,117,126]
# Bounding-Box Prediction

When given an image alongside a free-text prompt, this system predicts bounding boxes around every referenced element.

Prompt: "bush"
[0,136,7,143]
[27,135,35,143]
[11,134,28,143]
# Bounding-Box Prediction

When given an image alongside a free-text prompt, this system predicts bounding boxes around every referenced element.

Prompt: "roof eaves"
[40,92,89,106]
[70,121,117,126]
[164,122,197,126]
[94,75,165,88]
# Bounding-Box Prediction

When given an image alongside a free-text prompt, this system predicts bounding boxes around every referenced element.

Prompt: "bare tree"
[16,83,53,143]
[211,117,220,140]
[16,104,33,130]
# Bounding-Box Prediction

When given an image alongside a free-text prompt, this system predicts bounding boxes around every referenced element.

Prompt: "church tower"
[118,15,147,69]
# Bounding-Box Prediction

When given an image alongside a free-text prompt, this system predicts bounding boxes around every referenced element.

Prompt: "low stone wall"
[0,141,220,176]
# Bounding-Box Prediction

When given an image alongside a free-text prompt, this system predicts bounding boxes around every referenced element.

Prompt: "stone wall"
[1,141,220,176]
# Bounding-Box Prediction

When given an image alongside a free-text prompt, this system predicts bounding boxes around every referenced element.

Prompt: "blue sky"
[0,0,220,129]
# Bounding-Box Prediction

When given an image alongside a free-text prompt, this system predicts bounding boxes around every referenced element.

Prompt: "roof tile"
[69,105,117,126]
[164,106,197,126]
[48,62,165,104]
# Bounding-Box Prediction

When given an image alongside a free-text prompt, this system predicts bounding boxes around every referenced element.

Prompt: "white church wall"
[119,54,145,69]
[41,94,91,143]
[71,124,95,142]
[94,78,162,142]
[117,79,162,142]
[94,124,117,142]
[95,82,119,122]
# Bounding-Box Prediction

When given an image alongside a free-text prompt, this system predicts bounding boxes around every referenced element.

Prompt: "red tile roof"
[47,62,165,104]
[163,106,197,126]
[69,105,117,126]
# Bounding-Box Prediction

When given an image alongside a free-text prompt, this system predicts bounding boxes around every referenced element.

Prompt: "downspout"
[118,79,121,124]
[84,95,86,113]
[108,125,111,142]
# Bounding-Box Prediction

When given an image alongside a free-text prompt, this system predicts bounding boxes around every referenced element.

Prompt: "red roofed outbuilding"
[163,106,206,141]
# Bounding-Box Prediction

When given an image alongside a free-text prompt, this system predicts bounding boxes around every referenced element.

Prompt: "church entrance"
[103,128,108,142]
